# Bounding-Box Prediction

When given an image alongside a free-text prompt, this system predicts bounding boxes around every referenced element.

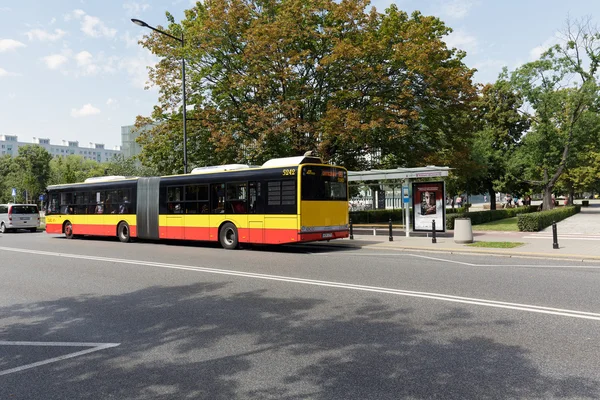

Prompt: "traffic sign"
[402,187,409,203]
[11,188,16,197]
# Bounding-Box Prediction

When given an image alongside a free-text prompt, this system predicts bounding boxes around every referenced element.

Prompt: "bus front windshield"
[301,166,347,201]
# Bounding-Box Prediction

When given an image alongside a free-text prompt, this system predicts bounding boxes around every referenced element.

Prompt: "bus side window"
[210,183,225,213]
[249,182,263,214]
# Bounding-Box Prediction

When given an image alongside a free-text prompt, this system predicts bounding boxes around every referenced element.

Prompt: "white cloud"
[444,29,478,54]
[106,98,117,105]
[119,51,159,89]
[0,38,26,52]
[82,15,117,38]
[529,35,560,60]
[123,2,151,14]
[26,28,67,42]
[42,54,69,69]
[65,9,116,38]
[71,104,101,118]
[74,50,100,75]
[50,17,57,25]
[441,0,476,19]
[0,7,11,12]
[122,31,142,48]
[0,67,20,77]
[64,9,85,22]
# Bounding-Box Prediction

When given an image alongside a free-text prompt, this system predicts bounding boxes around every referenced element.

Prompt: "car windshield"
[11,205,38,214]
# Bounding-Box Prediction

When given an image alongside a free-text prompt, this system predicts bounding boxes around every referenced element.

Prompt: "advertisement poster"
[412,181,445,232]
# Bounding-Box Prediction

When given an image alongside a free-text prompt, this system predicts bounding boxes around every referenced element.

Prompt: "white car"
[0,204,41,233]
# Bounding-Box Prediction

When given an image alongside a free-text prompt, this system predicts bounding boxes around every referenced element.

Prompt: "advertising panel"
[412,181,445,232]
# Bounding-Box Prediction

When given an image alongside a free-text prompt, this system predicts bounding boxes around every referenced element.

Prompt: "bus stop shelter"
[348,166,450,237]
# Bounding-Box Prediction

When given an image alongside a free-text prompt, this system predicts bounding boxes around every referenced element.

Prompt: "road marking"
[322,252,600,268]
[2,246,600,321]
[0,341,120,376]
[524,236,600,241]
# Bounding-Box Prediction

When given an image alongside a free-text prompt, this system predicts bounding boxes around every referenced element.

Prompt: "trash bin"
[454,217,473,244]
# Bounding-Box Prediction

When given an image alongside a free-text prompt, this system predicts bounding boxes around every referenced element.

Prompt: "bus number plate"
[322,233,333,238]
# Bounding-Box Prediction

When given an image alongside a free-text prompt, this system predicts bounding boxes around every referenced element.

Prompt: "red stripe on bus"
[45,223,63,234]
[45,223,137,237]
[298,231,349,242]
[47,223,346,244]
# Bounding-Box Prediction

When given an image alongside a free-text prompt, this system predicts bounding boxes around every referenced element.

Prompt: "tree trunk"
[543,186,554,210]
[488,185,497,210]
[569,184,575,206]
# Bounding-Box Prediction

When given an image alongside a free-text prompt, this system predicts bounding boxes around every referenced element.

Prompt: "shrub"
[517,205,581,232]
[446,205,539,230]
[349,209,409,224]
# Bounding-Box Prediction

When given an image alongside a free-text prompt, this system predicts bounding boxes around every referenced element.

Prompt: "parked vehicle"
[0,204,40,233]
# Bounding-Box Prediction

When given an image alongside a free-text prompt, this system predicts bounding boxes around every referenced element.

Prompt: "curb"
[357,243,600,262]
[306,239,600,263]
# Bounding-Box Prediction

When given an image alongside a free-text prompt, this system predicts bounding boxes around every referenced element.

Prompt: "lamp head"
[131,19,148,27]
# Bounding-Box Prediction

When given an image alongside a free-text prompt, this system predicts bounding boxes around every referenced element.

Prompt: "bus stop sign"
[402,187,409,203]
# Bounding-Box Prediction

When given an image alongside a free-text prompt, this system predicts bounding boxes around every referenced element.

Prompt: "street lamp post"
[132,18,188,174]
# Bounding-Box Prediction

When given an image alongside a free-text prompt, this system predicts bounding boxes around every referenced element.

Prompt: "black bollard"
[389,217,393,242]
[349,218,354,240]
[432,219,437,244]
[552,221,559,249]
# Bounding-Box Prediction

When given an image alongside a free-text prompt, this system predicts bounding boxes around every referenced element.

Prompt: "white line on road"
[324,252,600,268]
[0,341,120,376]
[2,246,600,322]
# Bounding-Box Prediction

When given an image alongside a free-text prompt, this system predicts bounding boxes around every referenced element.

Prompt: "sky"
[1,0,599,150]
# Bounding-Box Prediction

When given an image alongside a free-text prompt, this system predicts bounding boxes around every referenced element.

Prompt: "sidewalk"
[340,204,600,261]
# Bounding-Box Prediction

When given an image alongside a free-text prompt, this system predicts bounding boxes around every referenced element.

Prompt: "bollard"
[552,221,559,249]
[432,219,437,244]
[349,218,354,240]
[389,217,393,242]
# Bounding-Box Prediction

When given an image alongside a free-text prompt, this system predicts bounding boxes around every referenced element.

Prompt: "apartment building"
[0,135,122,163]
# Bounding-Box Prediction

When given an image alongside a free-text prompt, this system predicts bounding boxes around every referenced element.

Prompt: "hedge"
[349,209,411,224]
[517,205,581,232]
[446,205,540,230]
[350,205,540,228]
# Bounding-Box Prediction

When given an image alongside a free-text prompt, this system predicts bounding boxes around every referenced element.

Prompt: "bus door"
[248,182,264,243]
[166,186,184,239]
[209,183,226,241]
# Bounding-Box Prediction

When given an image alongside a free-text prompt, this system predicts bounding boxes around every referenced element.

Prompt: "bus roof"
[46,155,345,190]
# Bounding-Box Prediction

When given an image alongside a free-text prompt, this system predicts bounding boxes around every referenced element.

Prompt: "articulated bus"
[44,154,349,249]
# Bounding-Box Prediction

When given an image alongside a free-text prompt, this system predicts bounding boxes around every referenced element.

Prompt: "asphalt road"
[1,231,600,399]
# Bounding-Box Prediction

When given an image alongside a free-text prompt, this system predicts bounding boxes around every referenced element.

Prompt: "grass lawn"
[467,241,524,248]
[472,217,519,231]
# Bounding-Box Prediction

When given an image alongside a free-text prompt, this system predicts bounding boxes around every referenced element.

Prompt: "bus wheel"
[118,222,131,243]
[219,222,238,250]
[64,221,74,239]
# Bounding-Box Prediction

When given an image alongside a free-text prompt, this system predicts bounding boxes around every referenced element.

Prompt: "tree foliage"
[137,0,476,174]
[508,18,600,209]
[467,81,530,208]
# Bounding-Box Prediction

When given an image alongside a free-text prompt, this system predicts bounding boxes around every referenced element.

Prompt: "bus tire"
[219,222,239,250]
[117,222,131,243]
[64,221,74,239]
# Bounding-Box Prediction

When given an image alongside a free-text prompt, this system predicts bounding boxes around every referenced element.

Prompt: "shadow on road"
[50,235,371,254]
[0,282,598,399]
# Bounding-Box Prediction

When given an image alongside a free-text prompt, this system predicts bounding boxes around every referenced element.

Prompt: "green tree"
[137,0,476,174]
[12,145,53,203]
[0,155,18,203]
[468,81,530,209]
[48,155,105,185]
[508,19,600,210]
